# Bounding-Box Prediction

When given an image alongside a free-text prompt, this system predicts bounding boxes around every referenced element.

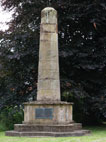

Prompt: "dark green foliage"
[0,0,106,124]
[0,106,24,131]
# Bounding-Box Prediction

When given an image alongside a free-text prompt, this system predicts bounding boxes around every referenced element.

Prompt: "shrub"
[0,106,24,131]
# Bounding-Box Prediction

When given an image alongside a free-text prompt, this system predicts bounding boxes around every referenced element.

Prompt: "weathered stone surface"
[38,80,60,90]
[14,123,82,132]
[39,41,58,61]
[6,130,91,137]
[37,7,60,101]
[37,90,60,101]
[38,70,59,80]
[41,7,57,24]
[39,60,58,70]
[40,24,57,33]
[40,33,57,41]
[23,102,73,124]
[24,101,73,105]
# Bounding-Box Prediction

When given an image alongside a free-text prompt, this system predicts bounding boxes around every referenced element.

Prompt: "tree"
[0,0,106,124]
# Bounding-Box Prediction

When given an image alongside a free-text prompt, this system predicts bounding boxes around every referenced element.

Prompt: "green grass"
[0,126,106,142]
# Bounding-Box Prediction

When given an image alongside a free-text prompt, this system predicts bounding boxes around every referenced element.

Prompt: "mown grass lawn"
[0,126,106,142]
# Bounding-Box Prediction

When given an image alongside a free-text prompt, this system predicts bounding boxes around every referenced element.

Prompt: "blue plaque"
[35,108,53,119]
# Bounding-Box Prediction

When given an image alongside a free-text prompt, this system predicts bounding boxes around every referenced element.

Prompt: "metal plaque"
[35,108,53,119]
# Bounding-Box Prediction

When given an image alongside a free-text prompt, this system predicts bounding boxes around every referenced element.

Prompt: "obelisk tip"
[41,7,57,24]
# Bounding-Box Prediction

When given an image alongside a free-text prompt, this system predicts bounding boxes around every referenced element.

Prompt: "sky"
[0,2,13,31]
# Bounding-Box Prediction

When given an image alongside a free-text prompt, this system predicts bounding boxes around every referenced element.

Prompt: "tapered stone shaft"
[37,7,60,101]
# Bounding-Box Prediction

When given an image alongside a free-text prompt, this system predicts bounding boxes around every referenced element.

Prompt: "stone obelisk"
[37,7,60,101]
[5,7,90,137]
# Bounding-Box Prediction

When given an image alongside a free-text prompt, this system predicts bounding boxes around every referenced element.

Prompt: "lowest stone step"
[6,130,91,137]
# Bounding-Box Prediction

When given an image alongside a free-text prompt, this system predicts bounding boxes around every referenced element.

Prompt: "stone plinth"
[23,101,73,124]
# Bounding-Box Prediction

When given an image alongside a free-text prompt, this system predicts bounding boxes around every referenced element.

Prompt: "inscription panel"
[35,108,53,119]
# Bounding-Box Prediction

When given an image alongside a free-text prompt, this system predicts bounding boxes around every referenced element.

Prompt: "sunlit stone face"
[41,7,57,24]
[37,7,60,101]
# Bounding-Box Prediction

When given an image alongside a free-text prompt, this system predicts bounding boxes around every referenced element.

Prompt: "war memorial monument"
[6,7,90,137]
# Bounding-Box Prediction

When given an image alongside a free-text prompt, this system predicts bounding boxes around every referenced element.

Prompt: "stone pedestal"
[5,7,90,137]
[6,101,90,137]
[23,101,73,124]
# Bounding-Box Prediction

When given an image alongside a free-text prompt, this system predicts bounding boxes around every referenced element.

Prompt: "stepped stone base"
[5,101,91,137]
[5,123,91,137]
